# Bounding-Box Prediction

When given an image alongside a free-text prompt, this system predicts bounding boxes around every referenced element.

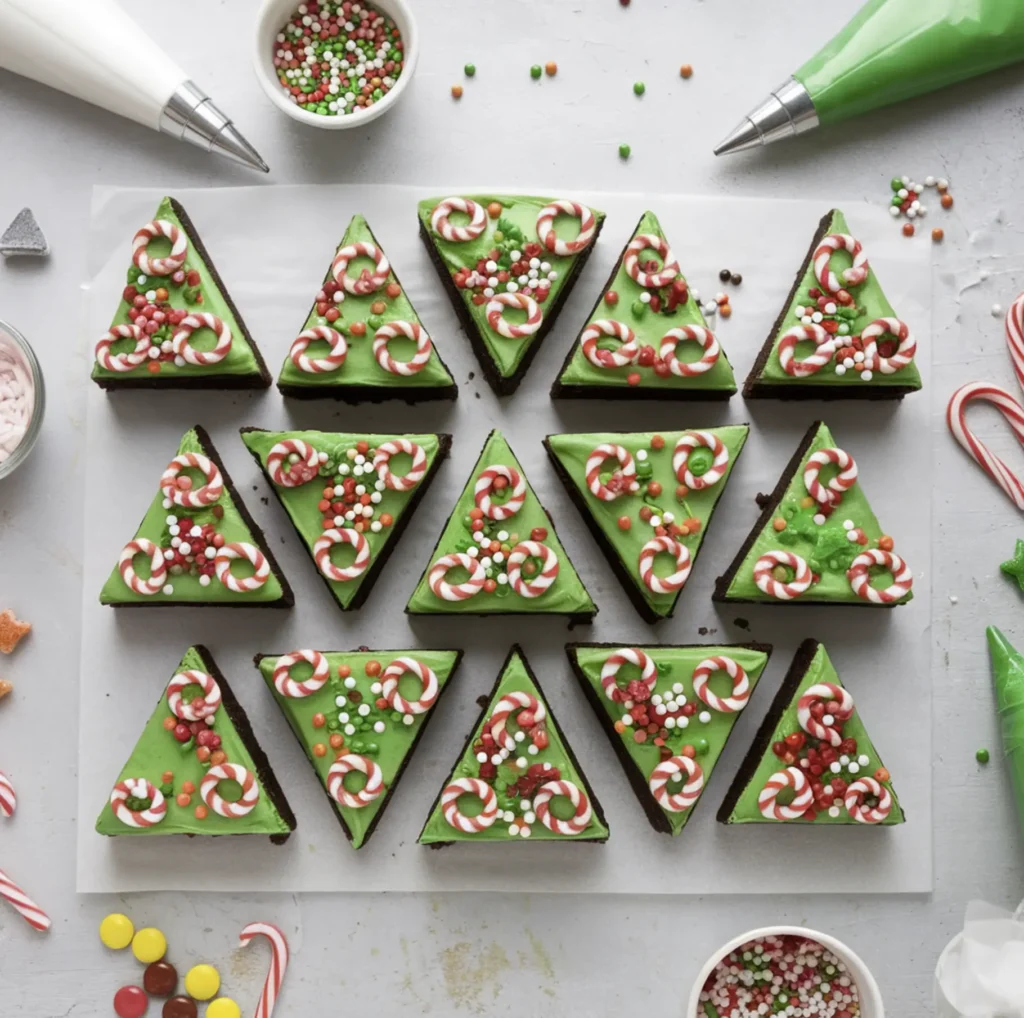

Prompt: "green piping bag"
[986,626,1024,841]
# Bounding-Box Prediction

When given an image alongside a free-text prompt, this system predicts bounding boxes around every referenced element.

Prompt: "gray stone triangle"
[1,208,49,257]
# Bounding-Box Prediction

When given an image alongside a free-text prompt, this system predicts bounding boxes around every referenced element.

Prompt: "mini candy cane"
[110,778,167,827]
[535,200,597,256]
[585,443,636,500]
[288,326,347,374]
[797,682,855,746]
[489,691,547,751]
[314,528,370,582]
[861,317,916,375]
[474,465,526,520]
[215,542,271,593]
[331,241,390,295]
[239,922,289,1018]
[373,321,432,375]
[172,312,233,366]
[327,754,385,808]
[506,541,559,598]
[441,777,499,832]
[533,780,592,835]
[580,319,637,369]
[692,657,750,713]
[813,233,869,294]
[272,650,329,698]
[847,549,913,604]
[266,439,321,488]
[118,539,168,596]
[758,767,813,820]
[803,447,858,507]
[844,776,893,824]
[486,292,542,339]
[649,755,704,812]
[638,536,691,594]
[0,868,50,932]
[659,325,720,377]
[373,439,427,491]
[95,324,149,372]
[673,431,729,490]
[431,198,487,242]
[201,763,260,818]
[428,552,486,601]
[776,324,836,377]
[166,670,222,721]
[132,219,188,276]
[600,648,657,701]
[753,550,813,600]
[160,453,224,508]
[0,771,15,818]
[381,657,439,714]
[622,233,679,289]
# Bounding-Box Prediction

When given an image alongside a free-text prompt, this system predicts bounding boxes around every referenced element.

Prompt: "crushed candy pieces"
[0,610,30,654]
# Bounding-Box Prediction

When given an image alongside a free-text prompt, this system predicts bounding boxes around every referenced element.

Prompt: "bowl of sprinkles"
[0,319,44,480]
[690,928,883,1018]
[254,0,417,128]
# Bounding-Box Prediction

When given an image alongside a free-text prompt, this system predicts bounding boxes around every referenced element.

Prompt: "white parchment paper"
[77,185,932,893]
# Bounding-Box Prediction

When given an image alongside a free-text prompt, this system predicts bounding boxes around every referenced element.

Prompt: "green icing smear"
[92,196,263,382]
[95,646,292,838]
[418,194,605,378]
[419,649,608,844]
[278,214,455,393]
[241,429,441,610]
[547,426,749,617]
[723,422,913,605]
[758,209,922,390]
[726,643,903,825]
[571,645,769,835]
[100,428,285,605]
[257,649,460,849]
[557,211,737,393]
[406,430,595,617]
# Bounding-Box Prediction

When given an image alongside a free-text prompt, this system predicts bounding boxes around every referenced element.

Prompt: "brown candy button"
[144,960,178,996]
[162,996,197,1018]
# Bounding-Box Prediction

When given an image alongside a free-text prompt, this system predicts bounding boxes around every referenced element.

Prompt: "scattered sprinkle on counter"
[545,61,558,76]
[450,84,463,99]
[976,747,990,764]
[992,304,1004,317]
[633,80,646,96]
[530,64,542,79]
[618,143,631,159]
[680,63,693,78]
[941,193,954,209]
[464,63,475,77]
[902,223,915,237]
[932,227,944,242]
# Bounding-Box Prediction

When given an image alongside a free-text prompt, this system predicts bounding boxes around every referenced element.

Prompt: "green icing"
[571,645,769,834]
[556,211,737,393]
[722,422,913,605]
[726,643,903,825]
[99,429,285,605]
[547,427,749,618]
[240,429,442,610]
[418,194,605,378]
[277,214,455,393]
[757,209,922,390]
[95,647,292,838]
[92,197,263,382]
[419,649,608,844]
[257,650,461,849]
[406,430,596,617]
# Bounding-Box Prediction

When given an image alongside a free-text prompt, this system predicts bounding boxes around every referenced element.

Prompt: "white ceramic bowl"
[0,319,44,481]
[252,0,418,129]
[687,925,884,1018]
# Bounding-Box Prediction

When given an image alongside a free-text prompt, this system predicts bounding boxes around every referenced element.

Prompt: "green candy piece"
[631,299,647,319]
[618,143,631,159]
[976,747,991,764]
[530,65,542,79]
[890,177,903,191]
[633,81,646,95]
[464,63,476,76]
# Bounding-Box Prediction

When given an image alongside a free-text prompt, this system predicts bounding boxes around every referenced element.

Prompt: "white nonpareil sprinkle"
[0,336,34,463]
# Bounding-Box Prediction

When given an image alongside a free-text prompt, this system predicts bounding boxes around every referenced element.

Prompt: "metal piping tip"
[714,78,819,156]
[714,118,763,156]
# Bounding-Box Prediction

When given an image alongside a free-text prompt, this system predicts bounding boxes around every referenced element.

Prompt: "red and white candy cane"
[600,648,657,701]
[272,650,330,698]
[659,325,720,377]
[753,550,813,600]
[110,778,167,827]
[673,430,729,489]
[160,453,224,508]
[331,241,390,295]
[486,292,543,339]
[489,691,547,751]
[266,439,321,488]
[132,219,188,276]
[215,542,271,593]
[381,656,439,714]
[373,438,427,491]
[201,763,260,818]
[239,922,289,1018]
[172,312,233,366]
[327,754,385,808]
[118,539,168,596]
[535,200,597,256]
[288,326,347,374]
[442,777,499,833]
[533,780,593,835]
[692,657,751,713]
[430,197,487,242]
[861,317,916,375]
[0,868,51,932]
[847,549,913,604]
[507,541,560,598]
[373,321,432,375]
[474,465,526,520]
[758,767,813,821]
[639,536,692,594]
[797,682,854,747]
[649,755,704,812]
[803,447,858,507]
[0,771,15,818]
[777,323,837,377]
[844,777,893,824]
[813,233,869,294]
[580,319,637,369]
[428,552,486,601]
[623,233,679,289]
[585,443,636,500]
[314,528,370,582]
[167,670,221,721]
[95,323,149,372]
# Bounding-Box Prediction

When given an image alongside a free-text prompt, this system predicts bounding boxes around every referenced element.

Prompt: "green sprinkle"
[977,747,991,764]
[464,63,476,77]
[530,65,543,79]
[633,80,645,95]
[618,143,631,159]
[890,177,904,191]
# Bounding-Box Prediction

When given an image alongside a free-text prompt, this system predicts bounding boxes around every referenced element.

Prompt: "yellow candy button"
[131,926,167,964]
[99,913,135,950]
[206,998,241,1018]
[184,963,221,1001]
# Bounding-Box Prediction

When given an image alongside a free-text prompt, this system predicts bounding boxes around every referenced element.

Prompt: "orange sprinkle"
[176,793,191,808]
[162,716,177,732]
[330,733,345,749]
[902,223,915,237]
[196,746,211,763]
[209,750,227,766]
[773,518,787,532]
[182,781,195,795]
[719,303,732,318]
[162,770,174,784]
[545,61,558,76]
[878,535,894,551]
[312,712,326,728]
[875,767,890,783]
[313,743,327,758]
[614,720,626,733]
[147,361,161,373]
[679,64,693,79]
[338,664,351,679]
[800,496,815,509]
[370,301,386,315]
[194,805,208,820]
[386,282,401,298]
[941,193,954,208]
[487,201,502,219]
[931,228,944,242]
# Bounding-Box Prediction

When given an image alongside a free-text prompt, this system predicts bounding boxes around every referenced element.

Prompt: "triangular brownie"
[713,421,914,606]
[419,646,608,846]
[567,642,771,835]
[545,426,749,623]
[277,214,457,402]
[95,645,296,842]
[91,196,271,390]
[240,428,450,612]
[718,640,904,826]
[99,426,292,607]
[406,429,596,622]
[552,211,737,400]
[744,208,922,399]
[418,194,604,395]
[256,648,462,849]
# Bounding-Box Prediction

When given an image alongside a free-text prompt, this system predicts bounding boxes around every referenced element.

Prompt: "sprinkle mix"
[887,174,953,240]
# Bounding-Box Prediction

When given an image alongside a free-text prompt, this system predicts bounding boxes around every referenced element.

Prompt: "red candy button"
[114,985,149,1018]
